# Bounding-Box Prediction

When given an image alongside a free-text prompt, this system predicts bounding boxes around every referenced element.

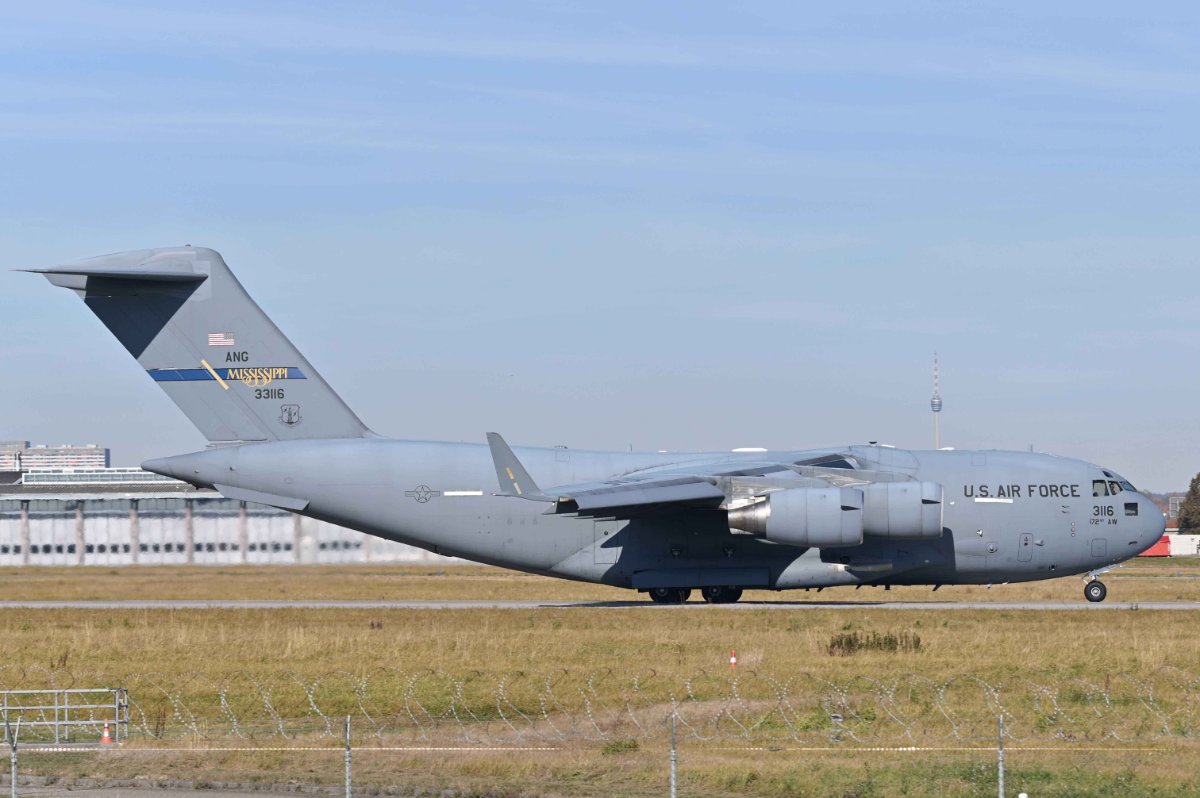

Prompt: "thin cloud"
[3,3,1199,98]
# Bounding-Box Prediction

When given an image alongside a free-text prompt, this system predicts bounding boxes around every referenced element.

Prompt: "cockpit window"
[1093,479,1136,496]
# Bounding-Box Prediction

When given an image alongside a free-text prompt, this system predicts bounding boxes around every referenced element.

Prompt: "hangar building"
[0,467,452,567]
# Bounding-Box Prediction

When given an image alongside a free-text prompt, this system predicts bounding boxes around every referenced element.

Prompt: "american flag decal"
[207,332,236,346]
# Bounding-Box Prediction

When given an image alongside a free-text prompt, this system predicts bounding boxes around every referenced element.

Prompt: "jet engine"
[726,487,864,547]
[726,481,944,547]
[860,481,943,539]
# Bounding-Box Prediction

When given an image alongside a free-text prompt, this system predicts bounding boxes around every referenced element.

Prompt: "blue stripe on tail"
[148,368,307,381]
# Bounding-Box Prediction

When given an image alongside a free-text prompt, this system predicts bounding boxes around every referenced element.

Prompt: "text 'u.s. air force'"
[963,484,1081,498]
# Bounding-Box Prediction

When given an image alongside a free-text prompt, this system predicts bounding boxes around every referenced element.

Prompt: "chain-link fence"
[2,666,1198,746]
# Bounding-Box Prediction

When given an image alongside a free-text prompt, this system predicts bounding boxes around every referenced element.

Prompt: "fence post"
[5,713,21,798]
[997,715,1005,798]
[669,709,677,798]
[344,715,351,798]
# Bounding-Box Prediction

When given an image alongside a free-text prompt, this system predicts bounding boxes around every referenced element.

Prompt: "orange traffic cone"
[100,721,113,745]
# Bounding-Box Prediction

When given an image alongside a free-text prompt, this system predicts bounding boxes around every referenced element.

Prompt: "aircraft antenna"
[930,352,943,449]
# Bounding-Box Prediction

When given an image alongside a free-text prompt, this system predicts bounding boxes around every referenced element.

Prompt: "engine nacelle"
[727,487,864,547]
[861,481,943,539]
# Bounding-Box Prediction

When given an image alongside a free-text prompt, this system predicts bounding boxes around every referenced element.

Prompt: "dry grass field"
[4,605,1199,685]
[5,561,1200,796]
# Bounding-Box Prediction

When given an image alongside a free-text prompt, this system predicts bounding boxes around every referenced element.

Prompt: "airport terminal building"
[0,440,110,470]
[0,466,452,567]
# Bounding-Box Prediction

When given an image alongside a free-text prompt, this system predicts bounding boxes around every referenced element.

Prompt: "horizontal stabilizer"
[25,267,207,283]
[22,247,212,287]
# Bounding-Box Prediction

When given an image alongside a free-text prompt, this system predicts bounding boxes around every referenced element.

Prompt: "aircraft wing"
[543,475,727,515]
[477,429,873,516]
[487,432,726,517]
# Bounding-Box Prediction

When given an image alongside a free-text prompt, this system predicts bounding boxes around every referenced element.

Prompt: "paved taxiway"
[3,599,1200,610]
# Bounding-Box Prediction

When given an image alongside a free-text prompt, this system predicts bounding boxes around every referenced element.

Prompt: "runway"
[3,599,1200,610]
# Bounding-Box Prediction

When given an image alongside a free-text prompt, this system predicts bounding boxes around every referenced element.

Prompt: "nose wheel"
[1084,580,1107,603]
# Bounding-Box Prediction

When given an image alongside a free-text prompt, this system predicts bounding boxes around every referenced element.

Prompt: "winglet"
[486,432,552,501]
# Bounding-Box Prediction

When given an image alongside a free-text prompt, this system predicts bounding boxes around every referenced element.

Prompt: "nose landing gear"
[1082,565,1117,603]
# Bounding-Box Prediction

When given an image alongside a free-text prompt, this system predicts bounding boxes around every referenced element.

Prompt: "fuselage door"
[1018,532,1033,562]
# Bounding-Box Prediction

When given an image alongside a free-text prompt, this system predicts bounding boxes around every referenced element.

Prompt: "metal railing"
[1,688,127,744]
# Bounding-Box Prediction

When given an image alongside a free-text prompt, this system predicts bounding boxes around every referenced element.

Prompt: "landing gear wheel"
[1084,580,1107,603]
[701,586,744,604]
[648,587,692,604]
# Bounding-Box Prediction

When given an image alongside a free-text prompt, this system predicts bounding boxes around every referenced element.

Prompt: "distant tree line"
[1180,473,1200,533]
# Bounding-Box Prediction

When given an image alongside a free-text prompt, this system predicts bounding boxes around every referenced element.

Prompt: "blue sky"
[2,2,1198,489]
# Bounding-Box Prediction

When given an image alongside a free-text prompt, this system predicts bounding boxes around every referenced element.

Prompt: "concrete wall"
[1168,534,1200,557]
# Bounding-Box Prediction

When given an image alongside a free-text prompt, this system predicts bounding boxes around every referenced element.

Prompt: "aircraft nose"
[1135,493,1167,552]
[1146,494,1167,539]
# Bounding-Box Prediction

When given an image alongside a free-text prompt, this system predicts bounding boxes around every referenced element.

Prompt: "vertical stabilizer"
[30,246,371,443]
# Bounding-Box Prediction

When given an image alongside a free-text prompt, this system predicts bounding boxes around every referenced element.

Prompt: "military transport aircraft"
[28,247,1165,603]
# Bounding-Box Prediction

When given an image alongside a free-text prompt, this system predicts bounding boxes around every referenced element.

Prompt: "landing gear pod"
[727,487,864,547]
[861,481,944,539]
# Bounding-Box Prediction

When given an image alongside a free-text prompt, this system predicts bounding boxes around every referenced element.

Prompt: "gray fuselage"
[146,440,1166,592]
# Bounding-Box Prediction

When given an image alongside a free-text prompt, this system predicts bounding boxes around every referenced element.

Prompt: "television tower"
[930,352,943,449]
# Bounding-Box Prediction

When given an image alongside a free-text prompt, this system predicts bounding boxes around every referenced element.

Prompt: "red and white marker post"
[729,649,737,668]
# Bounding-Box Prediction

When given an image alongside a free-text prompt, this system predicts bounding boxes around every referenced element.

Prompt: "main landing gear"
[1084,580,1107,603]
[646,586,744,604]
[700,585,743,604]
[648,587,691,604]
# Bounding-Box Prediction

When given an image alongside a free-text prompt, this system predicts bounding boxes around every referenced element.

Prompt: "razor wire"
[1,665,1199,745]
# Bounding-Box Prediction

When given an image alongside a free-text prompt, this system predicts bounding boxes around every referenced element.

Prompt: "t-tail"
[27,246,371,443]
